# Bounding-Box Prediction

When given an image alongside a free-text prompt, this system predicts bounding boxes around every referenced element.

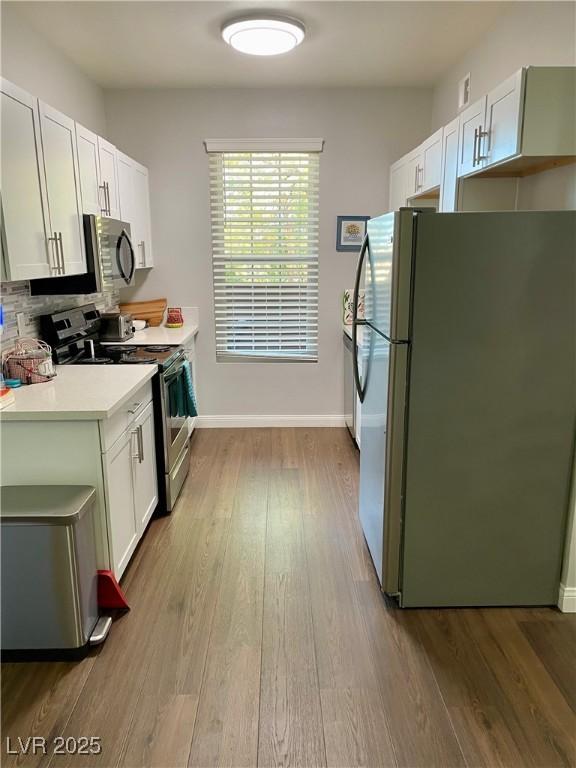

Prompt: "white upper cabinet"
[389,158,408,211]
[117,151,135,224]
[132,162,154,268]
[457,96,488,177]
[405,149,423,199]
[0,80,53,280]
[439,117,460,212]
[483,69,524,168]
[117,152,154,268]
[420,128,443,193]
[76,123,102,216]
[97,137,120,219]
[38,101,86,276]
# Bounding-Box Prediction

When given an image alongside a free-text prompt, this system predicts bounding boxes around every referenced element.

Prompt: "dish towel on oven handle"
[169,360,198,418]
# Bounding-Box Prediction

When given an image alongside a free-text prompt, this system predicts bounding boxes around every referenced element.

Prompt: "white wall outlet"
[458,73,471,111]
[16,312,29,337]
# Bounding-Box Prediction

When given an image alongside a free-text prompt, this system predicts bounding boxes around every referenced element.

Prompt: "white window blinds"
[209,150,320,361]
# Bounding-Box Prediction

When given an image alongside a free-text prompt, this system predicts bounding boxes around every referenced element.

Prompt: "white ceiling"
[6,1,512,89]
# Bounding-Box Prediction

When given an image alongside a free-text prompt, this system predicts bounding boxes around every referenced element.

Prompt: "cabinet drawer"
[100,380,153,451]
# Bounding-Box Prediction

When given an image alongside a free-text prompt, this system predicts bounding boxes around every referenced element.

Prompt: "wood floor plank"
[187,431,269,768]
[354,583,466,768]
[519,618,576,714]
[464,609,576,767]
[258,469,326,768]
[1,658,96,768]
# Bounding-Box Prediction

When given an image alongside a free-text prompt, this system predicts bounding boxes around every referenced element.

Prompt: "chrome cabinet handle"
[472,127,479,167]
[131,428,139,459]
[139,241,145,267]
[477,125,489,163]
[413,164,418,194]
[57,232,64,274]
[137,424,144,463]
[417,165,424,191]
[99,183,108,215]
[128,401,142,415]
[99,182,111,215]
[47,233,59,274]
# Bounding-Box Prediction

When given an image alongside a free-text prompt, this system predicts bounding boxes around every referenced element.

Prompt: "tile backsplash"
[0,281,119,347]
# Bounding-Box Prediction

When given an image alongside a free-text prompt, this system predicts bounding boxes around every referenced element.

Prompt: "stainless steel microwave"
[31,215,135,296]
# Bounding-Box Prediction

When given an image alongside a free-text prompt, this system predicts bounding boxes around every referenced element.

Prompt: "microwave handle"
[116,229,135,285]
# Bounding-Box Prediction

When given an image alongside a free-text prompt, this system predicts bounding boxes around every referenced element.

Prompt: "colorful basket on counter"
[2,338,56,385]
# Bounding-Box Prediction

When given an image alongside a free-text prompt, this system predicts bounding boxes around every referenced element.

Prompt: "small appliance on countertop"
[99,312,134,342]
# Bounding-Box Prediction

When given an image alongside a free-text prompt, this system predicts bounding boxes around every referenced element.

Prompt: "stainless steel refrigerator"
[351,208,575,607]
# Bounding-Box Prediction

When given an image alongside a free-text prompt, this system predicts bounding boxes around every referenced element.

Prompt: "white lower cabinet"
[0,379,158,582]
[103,429,139,577]
[132,401,158,535]
[101,385,158,578]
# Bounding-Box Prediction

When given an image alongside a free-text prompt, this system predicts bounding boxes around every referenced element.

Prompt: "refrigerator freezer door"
[359,327,408,591]
[400,210,576,607]
[365,209,416,342]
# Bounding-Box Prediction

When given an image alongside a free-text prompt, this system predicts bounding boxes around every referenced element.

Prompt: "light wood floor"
[2,428,576,768]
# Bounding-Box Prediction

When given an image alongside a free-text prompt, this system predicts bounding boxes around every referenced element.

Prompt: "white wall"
[0,3,107,134]
[104,87,432,418]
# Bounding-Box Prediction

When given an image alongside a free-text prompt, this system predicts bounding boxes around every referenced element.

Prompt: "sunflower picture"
[336,216,370,251]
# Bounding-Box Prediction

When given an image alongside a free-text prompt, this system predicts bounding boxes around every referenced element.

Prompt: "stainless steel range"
[40,304,190,513]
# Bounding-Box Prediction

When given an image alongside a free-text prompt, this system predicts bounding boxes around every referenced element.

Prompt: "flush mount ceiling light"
[221,15,305,56]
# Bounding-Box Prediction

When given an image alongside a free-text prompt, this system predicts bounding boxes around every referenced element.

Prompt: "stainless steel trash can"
[1,485,109,658]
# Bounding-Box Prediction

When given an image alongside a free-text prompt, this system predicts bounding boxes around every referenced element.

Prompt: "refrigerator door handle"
[352,234,369,403]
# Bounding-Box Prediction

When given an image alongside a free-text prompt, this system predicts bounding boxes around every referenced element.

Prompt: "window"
[207,142,321,361]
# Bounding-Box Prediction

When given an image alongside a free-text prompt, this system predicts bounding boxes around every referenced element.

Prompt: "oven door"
[161,356,190,469]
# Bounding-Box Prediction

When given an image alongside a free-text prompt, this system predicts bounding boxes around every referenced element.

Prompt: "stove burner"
[145,345,171,352]
[106,345,138,353]
[119,355,157,364]
[77,357,113,365]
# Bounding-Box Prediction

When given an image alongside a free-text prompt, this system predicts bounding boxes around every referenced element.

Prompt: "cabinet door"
[132,401,158,536]
[405,150,423,199]
[421,128,443,192]
[440,117,460,212]
[389,160,407,211]
[484,69,524,168]
[458,96,487,177]
[97,137,120,219]
[117,151,135,227]
[133,162,153,267]
[0,80,53,280]
[38,101,86,276]
[103,431,138,579]
[75,123,102,216]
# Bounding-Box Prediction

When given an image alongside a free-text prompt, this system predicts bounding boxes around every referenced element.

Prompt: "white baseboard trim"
[196,414,346,428]
[558,583,576,613]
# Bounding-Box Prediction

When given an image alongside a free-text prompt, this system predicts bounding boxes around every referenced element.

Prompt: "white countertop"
[101,323,198,347]
[0,364,157,421]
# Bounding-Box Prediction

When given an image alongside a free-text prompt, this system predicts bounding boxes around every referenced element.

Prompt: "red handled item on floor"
[97,570,130,609]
